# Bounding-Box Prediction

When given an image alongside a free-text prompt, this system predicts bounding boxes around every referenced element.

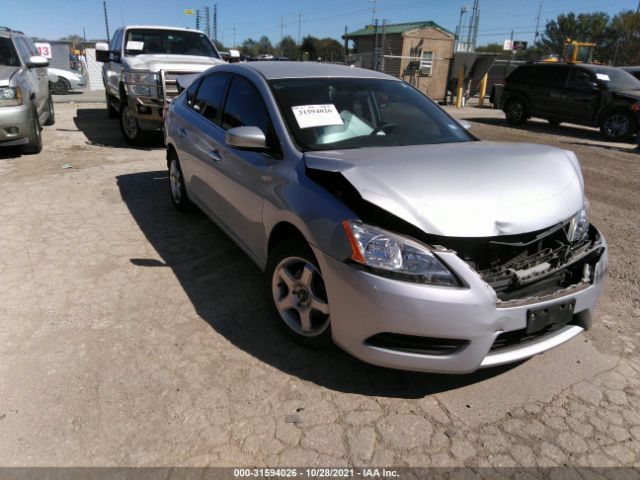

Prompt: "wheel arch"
[166,142,178,169]
[596,104,635,126]
[267,221,309,256]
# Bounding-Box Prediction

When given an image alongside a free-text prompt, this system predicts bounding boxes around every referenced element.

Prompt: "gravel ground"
[0,103,638,470]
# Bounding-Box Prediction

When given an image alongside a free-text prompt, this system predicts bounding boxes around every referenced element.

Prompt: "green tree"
[605,10,640,65]
[277,35,298,59]
[476,43,504,53]
[539,12,610,58]
[315,37,344,62]
[212,39,225,52]
[258,36,274,55]
[299,35,317,61]
[240,38,259,57]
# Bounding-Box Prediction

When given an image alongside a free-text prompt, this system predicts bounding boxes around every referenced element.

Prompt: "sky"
[3,0,639,47]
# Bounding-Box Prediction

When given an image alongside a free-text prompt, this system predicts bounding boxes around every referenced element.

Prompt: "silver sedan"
[164,62,607,374]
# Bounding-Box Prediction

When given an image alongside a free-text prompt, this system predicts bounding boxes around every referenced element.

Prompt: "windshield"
[125,29,219,58]
[592,67,640,92]
[0,37,20,67]
[270,78,473,151]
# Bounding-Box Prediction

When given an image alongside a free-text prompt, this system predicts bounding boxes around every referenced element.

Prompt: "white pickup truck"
[96,25,224,144]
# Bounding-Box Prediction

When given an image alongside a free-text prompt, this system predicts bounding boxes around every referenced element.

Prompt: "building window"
[419,51,433,75]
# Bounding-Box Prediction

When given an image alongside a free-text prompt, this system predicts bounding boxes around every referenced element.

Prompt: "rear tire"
[600,111,634,141]
[168,155,195,212]
[21,105,43,155]
[505,98,528,125]
[50,78,70,95]
[266,240,333,349]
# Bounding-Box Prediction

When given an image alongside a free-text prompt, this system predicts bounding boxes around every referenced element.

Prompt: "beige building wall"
[400,28,453,101]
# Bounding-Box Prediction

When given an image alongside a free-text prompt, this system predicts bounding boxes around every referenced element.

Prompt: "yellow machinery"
[562,39,596,63]
[543,39,596,63]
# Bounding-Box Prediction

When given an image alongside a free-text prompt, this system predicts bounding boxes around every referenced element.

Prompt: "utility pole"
[204,6,210,38]
[534,1,543,46]
[370,0,379,25]
[373,19,379,71]
[297,12,302,45]
[233,27,236,47]
[344,25,348,60]
[213,4,218,41]
[196,9,201,30]
[380,19,387,72]
[454,6,468,52]
[103,1,110,41]
[280,18,284,44]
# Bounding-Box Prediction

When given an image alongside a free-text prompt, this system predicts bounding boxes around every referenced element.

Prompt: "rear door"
[529,65,569,117]
[175,72,231,214]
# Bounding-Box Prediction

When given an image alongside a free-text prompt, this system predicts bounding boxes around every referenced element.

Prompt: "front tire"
[601,111,634,141]
[168,155,194,211]
[43,94,55,126]
[119,100,145,144]
[505,98,528,125]
[106,92,118,118]
[266,240,332,348]
[21,105,43,155]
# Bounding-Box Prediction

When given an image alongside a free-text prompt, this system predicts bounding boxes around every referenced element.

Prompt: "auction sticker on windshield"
[126,41,144,51]
[596,73,610,81]
[292,104,344,129]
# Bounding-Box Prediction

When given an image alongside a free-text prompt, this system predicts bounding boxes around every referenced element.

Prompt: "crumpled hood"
[0,65,20,87]
[305,142,585,237]
[123,54,224,73]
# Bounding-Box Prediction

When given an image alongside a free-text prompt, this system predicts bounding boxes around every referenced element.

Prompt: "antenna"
[103,1,110,41]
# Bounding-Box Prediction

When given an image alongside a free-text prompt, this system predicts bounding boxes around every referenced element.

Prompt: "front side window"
[420,51,433,75]
[567,70,595,91]
[270,78,473,152]
[193,74,229,124]
[590,67,640,92]
[124,29,219,58]
[221,76,271,135]
[0,37,20,67]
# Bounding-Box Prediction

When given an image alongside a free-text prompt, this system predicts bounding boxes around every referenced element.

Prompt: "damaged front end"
[306,168,606,303]
[433,223,606,302]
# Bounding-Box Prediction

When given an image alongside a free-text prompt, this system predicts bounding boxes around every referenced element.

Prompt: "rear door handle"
[208,149,222,162]
[178,127,187,138]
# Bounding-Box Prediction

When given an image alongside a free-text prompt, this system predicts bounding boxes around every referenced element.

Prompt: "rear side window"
[194,74,229,124]
[221,75,271,134]
[543,67,569,87]
[507,67,530,82]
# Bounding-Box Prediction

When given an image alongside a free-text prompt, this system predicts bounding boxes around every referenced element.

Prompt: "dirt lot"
[0,102,639,468]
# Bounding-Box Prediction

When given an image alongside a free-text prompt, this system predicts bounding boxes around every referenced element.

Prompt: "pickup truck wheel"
[106,92,118,118]
[120,102,144,144]
[601,111,634,141]
[21,105,43,155]
[505,98,527,125]
[43,94,55,126]
[267,240,333,349]
[50,78,70,95]
[168,156,194,211]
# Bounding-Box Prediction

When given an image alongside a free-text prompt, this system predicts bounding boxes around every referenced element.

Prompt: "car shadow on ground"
[73,108,164,150]
[0,146,22,159]
[465,116,630,144]
[116,170,520,399]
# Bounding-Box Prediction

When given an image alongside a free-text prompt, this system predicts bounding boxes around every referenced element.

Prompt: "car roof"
[123,25,206,34]
[223,61,398,81]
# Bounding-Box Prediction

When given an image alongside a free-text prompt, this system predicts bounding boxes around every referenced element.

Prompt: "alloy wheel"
[603,114,629,138]
[169,159,182,204]
[121,105,139,140]
[271,256,330,337]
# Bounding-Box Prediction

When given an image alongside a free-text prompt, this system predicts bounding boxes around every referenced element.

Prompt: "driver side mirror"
[27,56,49,68]
[225,126,267,150]
[95,42,110,63]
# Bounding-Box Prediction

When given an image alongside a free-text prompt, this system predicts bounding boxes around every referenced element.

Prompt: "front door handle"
[178,127,187,138]
[208,149,222,162]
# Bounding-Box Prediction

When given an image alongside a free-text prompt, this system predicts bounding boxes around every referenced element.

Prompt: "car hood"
[612,89,640,100]
[0,65,19,86]
[304,142,584,237]
[123,54,224,72]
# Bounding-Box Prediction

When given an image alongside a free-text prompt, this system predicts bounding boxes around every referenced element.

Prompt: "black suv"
[501,63,640,140]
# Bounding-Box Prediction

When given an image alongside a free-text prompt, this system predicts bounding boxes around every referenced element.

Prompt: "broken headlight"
[567,199,590,243]
[342,220,459,286]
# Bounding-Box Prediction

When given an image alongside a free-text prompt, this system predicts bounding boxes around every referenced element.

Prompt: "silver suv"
[0,26,54,154]
[96,25,224,144]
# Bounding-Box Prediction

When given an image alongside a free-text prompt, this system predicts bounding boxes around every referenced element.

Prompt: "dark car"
[621,66,640,81]
[501,63,640,140]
